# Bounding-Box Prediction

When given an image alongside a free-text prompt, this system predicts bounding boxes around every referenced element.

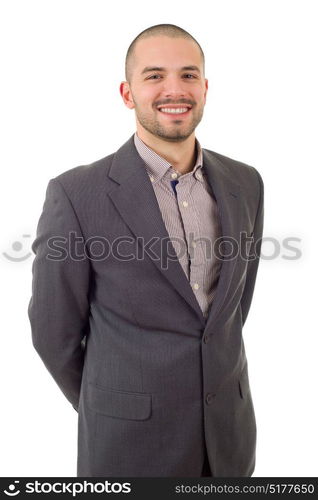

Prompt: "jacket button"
[203,334,209,343]
[205,393,214,405]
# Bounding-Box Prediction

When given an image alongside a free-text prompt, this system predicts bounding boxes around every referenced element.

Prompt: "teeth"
[159,107,189,114]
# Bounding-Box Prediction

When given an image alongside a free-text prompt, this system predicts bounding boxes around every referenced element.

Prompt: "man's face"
[122,36,208,143]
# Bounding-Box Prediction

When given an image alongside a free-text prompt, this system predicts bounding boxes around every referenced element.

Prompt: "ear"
[119,81,135,110]
[203,78,208,104]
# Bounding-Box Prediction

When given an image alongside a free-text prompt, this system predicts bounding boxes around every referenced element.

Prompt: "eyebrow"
[141,65,201,75]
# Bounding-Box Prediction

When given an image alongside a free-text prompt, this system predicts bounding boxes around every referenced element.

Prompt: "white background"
[0,0,317,477]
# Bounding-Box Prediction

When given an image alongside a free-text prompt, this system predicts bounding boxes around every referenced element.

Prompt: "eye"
[147,73,197,80]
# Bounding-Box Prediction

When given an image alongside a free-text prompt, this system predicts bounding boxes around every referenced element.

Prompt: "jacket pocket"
[87,382,152,421]
[238,363,251,399]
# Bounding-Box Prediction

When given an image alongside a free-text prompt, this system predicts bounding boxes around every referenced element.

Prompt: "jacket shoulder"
[203,147,263,194]
[52,152,116,195]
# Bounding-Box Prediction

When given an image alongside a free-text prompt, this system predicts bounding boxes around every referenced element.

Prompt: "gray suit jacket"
[28,134,264,477]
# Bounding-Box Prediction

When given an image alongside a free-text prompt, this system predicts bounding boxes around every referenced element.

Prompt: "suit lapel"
[202,149,242,331]
[107,135,241,330]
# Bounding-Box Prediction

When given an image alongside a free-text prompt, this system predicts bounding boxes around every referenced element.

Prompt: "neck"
[136,127,197,175]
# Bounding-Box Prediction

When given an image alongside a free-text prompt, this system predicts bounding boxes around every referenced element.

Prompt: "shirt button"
[193,283,199,290]
[182,201,188,207]
[203,334,209,344]
[171,172,178,179]
[197,172,202,179]
[149,175,154,183]
[191,241,197,248]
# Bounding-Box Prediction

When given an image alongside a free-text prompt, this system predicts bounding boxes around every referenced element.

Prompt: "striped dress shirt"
[134,132,222,319]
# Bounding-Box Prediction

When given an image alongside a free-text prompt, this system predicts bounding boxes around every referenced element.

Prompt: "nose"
[161,75,186,99]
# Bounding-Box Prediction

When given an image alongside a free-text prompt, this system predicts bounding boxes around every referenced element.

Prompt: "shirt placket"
[176,175,204,306]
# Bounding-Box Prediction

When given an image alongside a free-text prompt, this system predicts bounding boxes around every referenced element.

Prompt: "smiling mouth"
[157,106,192,116]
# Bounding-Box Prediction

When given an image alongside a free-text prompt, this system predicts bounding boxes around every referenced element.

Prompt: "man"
[28,24,264,477]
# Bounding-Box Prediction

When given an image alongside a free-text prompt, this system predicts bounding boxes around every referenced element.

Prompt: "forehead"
[133,36,202,69]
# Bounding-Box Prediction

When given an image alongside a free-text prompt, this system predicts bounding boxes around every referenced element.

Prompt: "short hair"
[125,23,205,84]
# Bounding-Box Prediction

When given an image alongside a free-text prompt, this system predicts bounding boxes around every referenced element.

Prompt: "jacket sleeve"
[28,177,91,410]
[240,168,264,327]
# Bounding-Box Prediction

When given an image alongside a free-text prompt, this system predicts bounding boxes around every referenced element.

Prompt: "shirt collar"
[134,132,204,184]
